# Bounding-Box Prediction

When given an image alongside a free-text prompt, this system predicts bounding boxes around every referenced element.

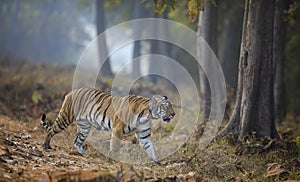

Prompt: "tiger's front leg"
[136,128,159,164]
[74,120,92,156]
[109,121,122,153]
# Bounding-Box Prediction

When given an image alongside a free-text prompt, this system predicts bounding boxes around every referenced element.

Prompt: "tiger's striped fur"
[41,87,175,163]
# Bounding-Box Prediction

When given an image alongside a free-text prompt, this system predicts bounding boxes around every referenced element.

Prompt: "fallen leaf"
[265,163,285,177]
[30,149,43,157]
[22,134,31,139]
[3,173,11,179]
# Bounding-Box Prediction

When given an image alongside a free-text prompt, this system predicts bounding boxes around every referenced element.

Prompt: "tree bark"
[197,0,218,120]
[96,0,113,77]
[218,0,279,139]
[273,0,290,122]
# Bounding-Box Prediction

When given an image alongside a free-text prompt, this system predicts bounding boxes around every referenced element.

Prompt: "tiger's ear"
[162,96,168,100]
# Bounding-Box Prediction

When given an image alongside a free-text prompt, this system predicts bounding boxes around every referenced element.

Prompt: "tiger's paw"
[152,160,161,166]
[74,144,85,156]
[81,153,89,157]
[107,150,117,158]
[43,144,52,151]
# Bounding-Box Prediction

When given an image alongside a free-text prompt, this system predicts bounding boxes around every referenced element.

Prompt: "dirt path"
[0,115,198,181]
[1,114,299,181]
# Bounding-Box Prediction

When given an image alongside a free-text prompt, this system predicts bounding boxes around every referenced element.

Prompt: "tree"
[7,0,20,54]
[150,0,281,139]
[197,0,218,120]
[149,8,170,84]
[34,1,55,61]
[219,0,279,139]
[96,0,113,77]
[273,0,291,122]
[131,0,144,78]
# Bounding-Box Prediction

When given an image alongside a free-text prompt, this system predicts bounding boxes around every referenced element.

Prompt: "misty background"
[0,0,299,116]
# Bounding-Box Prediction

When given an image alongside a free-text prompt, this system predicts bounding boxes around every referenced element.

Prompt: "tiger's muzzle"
[162,113,175,123]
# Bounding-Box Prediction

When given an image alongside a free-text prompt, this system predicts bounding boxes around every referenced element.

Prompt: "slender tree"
[148,12,160,84]
[219,0,279,139]
[197,0,218,120]
[131,0,144,78]
[35,1,55,61]
[149,8,169,83]
[6,0,21,55]
[96,0,113,77]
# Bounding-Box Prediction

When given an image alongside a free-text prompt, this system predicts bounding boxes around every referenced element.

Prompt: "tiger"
[41,87,175,163]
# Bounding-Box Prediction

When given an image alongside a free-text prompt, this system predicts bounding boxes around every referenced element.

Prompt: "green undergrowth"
[149,132,300,181]
[111,132,299,181]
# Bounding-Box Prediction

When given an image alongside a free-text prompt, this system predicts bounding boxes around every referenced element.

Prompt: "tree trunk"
[96,0,113,77]
[148,13,160,84]
[218,0,279,139]
[7,0,20,55]
[197,0,218,120]
[218,0,244,90]
[132,40,142,77]
[35,2,55,62]
[273,0,290,122]
[131,0,144,78]
[148,9,169,84]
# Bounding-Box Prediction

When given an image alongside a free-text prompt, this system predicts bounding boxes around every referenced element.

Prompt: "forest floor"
[0,59,299,181]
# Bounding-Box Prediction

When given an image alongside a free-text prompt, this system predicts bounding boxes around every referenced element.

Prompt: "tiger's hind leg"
[43,115,71,150]
[74,121,92,155]
[43,93,74,150]
[43,133,53,150]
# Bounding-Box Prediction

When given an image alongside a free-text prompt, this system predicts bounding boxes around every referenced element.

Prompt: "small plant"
[31,91,42,104]
[165,125,174,132]
[50,117,56,124]
[293,135,300,150]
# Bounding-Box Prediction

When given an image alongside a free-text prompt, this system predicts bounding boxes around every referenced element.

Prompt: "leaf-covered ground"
[0,59,299,181]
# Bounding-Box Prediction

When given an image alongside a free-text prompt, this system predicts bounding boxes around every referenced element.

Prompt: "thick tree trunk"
[218,0,244,90]
[197,0,218,120]
[218,0,279,139]
[96,0,113,77]
[273,0,290,122]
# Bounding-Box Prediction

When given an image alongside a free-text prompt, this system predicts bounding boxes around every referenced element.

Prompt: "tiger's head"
[149,95,175,122]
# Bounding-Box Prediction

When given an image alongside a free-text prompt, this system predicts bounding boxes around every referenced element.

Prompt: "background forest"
[0,0,299,181]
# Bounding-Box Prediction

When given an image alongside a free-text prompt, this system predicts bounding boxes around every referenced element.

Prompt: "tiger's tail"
[41,113,49,129]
